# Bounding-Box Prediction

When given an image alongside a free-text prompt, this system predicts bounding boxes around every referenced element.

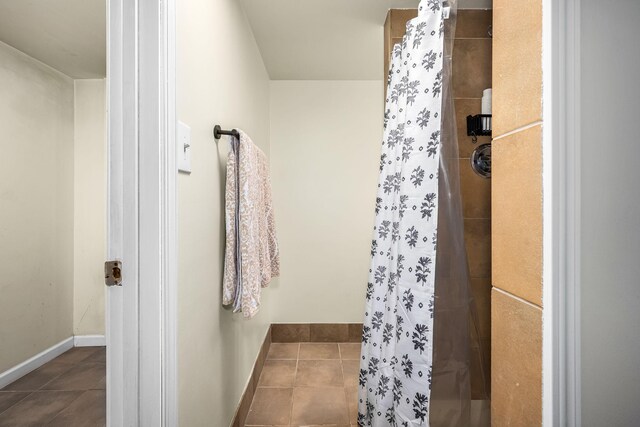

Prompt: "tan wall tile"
[384,9,418,88]
[470,338,491,399]
[347,323,363,343]
[464,219,492,278]
[389,9,418,39]
[309,324,349,342]
[491,289,542,427]
[456,10,493,38]
[271,324,310,343]
[453,38,492,98]
[492,125,542,306]
[460,159,492,218]
[493,0,542,135]
[471,277,492,339]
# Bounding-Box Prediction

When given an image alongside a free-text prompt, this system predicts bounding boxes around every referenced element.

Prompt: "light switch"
[177,121,192,174]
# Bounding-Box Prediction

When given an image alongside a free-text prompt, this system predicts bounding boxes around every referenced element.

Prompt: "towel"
[222,130,279,318]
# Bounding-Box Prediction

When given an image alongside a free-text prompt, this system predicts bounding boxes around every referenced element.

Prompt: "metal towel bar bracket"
[213,125,239,140]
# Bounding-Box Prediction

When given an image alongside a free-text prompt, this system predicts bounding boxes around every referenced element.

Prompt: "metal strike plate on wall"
[105,260,123,287]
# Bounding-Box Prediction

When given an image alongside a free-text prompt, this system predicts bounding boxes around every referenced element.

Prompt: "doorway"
[0,0,178,425]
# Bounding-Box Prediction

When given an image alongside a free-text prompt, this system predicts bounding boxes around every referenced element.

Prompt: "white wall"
[580,1,640,425]
[73,79,106,336]
[0,41,74,372]
[177,0,272,425]
[269,80,383,323]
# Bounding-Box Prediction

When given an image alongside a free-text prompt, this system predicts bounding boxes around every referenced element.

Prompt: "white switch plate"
[177,121,191,174]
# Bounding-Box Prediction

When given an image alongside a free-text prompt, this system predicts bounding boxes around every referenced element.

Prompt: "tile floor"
[245,342,361,426]
[0,346,106,426]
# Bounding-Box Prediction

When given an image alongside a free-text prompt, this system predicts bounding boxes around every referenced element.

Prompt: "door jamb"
[107,0,177,424]
[542,0,581,425]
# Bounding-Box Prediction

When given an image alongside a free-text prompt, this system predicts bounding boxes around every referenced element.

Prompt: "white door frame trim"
[107,0,177,425]
[542,0,581,425]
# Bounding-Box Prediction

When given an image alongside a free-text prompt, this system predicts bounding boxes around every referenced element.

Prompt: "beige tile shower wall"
[453,10,493,398]
[176,0,273,425]
[491,0,543,424]
[0,41,74,373]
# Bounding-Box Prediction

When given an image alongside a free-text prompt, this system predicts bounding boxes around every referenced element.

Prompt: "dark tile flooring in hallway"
[0,346,105,426]
[245,342,361,426]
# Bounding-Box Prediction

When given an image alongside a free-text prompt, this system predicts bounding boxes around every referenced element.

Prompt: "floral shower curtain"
[358,1,452,425]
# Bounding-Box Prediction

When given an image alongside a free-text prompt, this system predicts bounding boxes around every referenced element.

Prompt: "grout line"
[493,287,543,310]
[492,121,543,141]
[33,368,74,392]
[287,344,300,425]
[339,345,350,424]
[45,389,87,425]
[0,390,32,417]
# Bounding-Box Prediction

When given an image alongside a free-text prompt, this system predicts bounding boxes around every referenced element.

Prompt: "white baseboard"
[0,337,74,389]
[74,335,106,347]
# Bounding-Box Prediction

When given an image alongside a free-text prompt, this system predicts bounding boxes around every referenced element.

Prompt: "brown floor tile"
[291,387,349,425]
[299,343,340,360]
[341,360,360,388]
[0,393,29,415]
[52,347,102,365]
[96,376,106,390]
[46,390,105,427]
[295,360,343,387]
[245,388,292,426]
[41,363,105,391]
[87,348,106,364]
[0,391,82,427]
[267,343,299,360]
[338,343,361,361]
[258,360,297,388]
[2,361,72,392]
[345,386,359,424]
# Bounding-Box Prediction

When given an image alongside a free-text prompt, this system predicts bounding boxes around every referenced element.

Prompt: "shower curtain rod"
[213,125,239,140]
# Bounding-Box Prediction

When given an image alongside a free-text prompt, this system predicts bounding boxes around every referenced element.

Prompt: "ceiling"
[241,0,492,81]
[0,0,106,79]
[0,0,489,81]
